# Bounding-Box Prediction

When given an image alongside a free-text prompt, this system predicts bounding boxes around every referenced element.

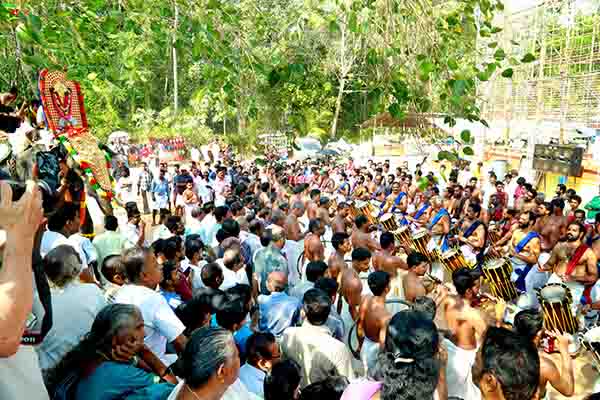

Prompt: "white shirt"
[219,261,250,290]
[238,364,266,398]
[69,233,98,266]
[0,346,49,400]
[113,284,185,365]
[40,230,88,272]
[36,282,106,371]
[167,379,260,400]
[123,222,148,248]
[281,321,356,387]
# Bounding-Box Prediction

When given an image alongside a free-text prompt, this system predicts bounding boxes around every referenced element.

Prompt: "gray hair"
[181,327,237,389]
[292,201,305,210]
[44,245,82,287]
[271,209,286,225]
[270,225,286,242]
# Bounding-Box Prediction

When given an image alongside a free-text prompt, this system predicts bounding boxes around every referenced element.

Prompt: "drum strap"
[514,231,540,254]
[414,203,429,220]
[515,264,534,292]
[390,192,406,213]
[428,208,449,229]
[463,220,482,239]
[566,243,589,276]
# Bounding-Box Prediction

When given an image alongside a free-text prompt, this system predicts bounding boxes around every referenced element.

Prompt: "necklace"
[186,384,202,400]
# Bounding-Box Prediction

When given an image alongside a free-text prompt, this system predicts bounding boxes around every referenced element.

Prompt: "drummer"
[427,195,451,252]
[381,181,408,219]
[351,215,381,253]
[540,221,598,312]
[455,203,485,267]
[407,191,432,228]
[504,211,543,293]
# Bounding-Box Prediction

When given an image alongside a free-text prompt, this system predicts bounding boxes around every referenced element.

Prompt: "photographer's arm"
[0,182,43,357]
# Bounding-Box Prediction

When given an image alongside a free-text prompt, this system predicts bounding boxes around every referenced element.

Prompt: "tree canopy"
[1,0,519,156]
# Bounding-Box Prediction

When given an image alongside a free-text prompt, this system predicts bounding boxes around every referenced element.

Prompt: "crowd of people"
[3,95,600,399]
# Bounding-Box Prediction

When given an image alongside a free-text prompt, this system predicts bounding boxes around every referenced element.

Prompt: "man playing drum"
[381,181,408,218]
[427,195,451,252]
[351,215,381,253]
[456,203,485,267]
[331,202,351,235]
[505,211,543,293]
[540,221,598,312]
[535,201,568,267]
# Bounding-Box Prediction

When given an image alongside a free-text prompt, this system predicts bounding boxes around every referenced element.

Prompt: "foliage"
[0,0,514,157]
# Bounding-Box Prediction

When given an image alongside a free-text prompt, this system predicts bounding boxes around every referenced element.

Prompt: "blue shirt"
[151,178,170,197]
[210,315,253,360]
[75,361,174,400]
[258,292,301,337]
[254,245,288,294]
[159,290,182,311]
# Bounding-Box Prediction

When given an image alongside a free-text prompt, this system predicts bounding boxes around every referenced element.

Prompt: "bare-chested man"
[535,202,568,255]
[403,252,432,303]
[339,247,372,324]
[514,309,574,399]
[304,219,326,262]
[441,267,494,400]
[351,215,380,253]
[540,221,598,312]
[289,185,307,210]
[353,176,370,201]
[327,232,352,282]
[372,232,407,303]
[285,201,305,242]
[316,197,331,227]
[382,181,407,215]
[503,211,543,292]
[407,193,432,227]
[357,271,392,374]
[331,202,351,234]
[520,186,538,213]
[455,203,485,266]
[428,195,451,252]
[306,189,321,221]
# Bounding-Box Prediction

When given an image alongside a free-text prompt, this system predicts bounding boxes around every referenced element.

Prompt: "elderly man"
[254,225,288,294]
[258,272,301,337]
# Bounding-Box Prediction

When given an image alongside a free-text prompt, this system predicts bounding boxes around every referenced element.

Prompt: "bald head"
[267,271,287,292]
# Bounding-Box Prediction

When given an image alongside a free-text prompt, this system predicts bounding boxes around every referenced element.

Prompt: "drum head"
[397,226,409,233]
[584,327,600,342]
[0,143,11,164]
[539,284,568,302]
[380,213,393,222]
[412,229,428,239]
[484,258,505,270]
[355,200,367,208]
[441,249,457,259]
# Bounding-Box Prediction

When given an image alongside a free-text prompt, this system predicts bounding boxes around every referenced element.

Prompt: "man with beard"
[353,175,370,201]
[448,185,464,219]
[327,232,352,281]
[428,195,451,253]
[518,185,538,213]
[356,271,392,375]
[331,202,351,234]
[456,203,486,267]
[381,181,408,216]
[505,211,543,292]
[534,202,568,263]
[351,215,380,253]
[540,221,598,313]
[285,201,305,242]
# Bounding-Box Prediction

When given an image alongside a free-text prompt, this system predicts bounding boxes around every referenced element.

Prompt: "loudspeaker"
[533,144,583,177]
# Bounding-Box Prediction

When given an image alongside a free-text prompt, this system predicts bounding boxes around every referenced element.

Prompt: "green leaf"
[460,129,471,143]
[510,40,519,46]
[452,79,466,97]
[463,146,474,156]
[15,23,32,43]
[418,60,435,80]
[521,53,536,63]
[447,58,459,70]
[22,54,45,67]
[491,27,502,34]
[501,68,514,78]
[508,57,520,66]
[497,2,505,11]
[494,48,506,61]
[388,103,405,120]
[443,116,457,127]
[488,42,498,48]
[27,14,42,32]
[480,119,490,128]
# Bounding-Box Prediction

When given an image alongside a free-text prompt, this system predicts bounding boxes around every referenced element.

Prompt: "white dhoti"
[460,244,478,267]
[428,236,446,282]
[547,273,585,315]
[360,336,380,376]
[153,193,169,210]
[444,338,482,400]
[509,256,548,293]
[386,270,410,315]
[284,240,303,287]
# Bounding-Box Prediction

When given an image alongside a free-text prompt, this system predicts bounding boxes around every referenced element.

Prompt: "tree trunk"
[330,76,346,139]
[172,2,179,113]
